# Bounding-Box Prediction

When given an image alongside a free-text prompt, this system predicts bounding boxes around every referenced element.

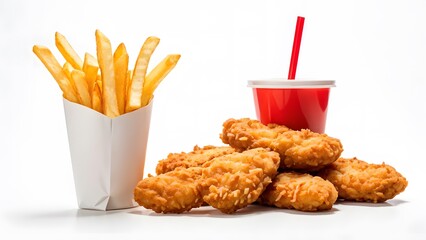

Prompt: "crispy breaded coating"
[318,158,408,203]
[271,130,343,171]
[260,172,338,211]
[155,145,236,175]
[221,118,343,171]
[134,167,204,213]
[220,118,290,149]
[199,148,280,214]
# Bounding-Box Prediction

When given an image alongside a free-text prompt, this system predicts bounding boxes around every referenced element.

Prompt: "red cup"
[248,79,335,133]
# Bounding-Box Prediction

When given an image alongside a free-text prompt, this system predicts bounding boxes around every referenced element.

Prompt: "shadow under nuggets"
[128,204,338,218]
[335,198,408,207]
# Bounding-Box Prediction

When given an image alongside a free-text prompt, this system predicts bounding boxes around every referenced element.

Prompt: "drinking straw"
[288,16,305,80]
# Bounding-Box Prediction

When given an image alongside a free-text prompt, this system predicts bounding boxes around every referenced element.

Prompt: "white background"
[1,0,425,239]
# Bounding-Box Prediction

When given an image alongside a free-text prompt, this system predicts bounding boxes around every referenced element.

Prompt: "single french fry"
[141,54,181,106]
[33,45,79,103]
[126,36,160,113]
[82,53,99,95]
[126,70,132,99]
[113,43,129,115]
[95,30,119,118]
[96,79,103,93]
[55,32,83,70]
[63,62,73,80]
[71,70,91,108]
[96,74,102,88]
[62,62,78,93]
[92,81,103,113]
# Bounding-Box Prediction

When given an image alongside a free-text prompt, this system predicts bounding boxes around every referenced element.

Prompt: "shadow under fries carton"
[63,98,153,211]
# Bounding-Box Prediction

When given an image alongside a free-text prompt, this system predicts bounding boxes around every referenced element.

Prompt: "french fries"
[82,53,99,95]
[113,43,129,115]
[141,54,181,106]
[62,62,78,95]
[33,45,79,103]
[71,70,91,108]
[92,81,103,113]
[126,70,132,100]
[126,37,160,113]
[33,30,180,118]
[96,30,120,118]
[63,62,73,80]
[55,32,83,70]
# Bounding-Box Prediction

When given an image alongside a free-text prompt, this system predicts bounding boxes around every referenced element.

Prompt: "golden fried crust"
[199,148,280,214]
[155,145,236,175]
[221,118,343,171]
[260,172,338,212]
[134,167,204,213]
[221,118,289,150]
[318,158,408,203]
[272,129,343,171]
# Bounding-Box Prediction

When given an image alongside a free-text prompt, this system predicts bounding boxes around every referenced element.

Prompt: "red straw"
[288,16,305,80]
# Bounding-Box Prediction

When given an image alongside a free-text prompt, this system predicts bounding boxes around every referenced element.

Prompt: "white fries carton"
[63,99,153,210]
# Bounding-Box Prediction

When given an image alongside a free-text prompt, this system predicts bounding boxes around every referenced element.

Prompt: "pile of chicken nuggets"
[134,118,408,214]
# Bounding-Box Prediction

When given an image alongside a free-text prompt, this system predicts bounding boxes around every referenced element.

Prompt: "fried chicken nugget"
[134,167,204,213]
[318,158,408,203]
[199,148,280,214]
[220,118,290,149]
[260,172,338,211]
[221,118,343,171]
[155,145,235,175]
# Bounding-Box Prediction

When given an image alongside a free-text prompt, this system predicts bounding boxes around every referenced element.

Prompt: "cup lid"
[247,79,335,89]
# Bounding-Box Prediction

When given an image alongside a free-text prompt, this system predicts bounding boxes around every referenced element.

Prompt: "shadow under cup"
[248,79,336,133]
